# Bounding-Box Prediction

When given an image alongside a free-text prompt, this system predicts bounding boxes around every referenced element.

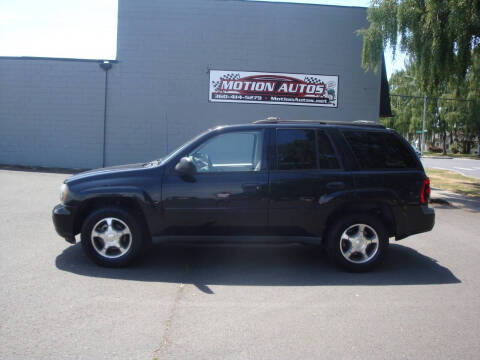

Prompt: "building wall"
[0,0,381,168]
[0,59,105,168]
[104,0,380,166]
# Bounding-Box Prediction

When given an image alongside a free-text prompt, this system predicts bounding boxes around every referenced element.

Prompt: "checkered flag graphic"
[212,73,241,91]
[222,73,241,80]
[304,76,325,85]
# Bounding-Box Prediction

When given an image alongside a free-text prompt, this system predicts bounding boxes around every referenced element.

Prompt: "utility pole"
[99,61,113,167]
[421,94,426,155]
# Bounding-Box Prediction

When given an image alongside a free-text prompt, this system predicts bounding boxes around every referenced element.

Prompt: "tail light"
[420,177,431,204]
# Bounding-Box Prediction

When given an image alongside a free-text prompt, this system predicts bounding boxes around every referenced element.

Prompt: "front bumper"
[395,205,435,240]
[52,204,76,244]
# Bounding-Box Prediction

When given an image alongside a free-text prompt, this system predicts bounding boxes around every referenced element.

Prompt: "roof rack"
[252,118,385,128]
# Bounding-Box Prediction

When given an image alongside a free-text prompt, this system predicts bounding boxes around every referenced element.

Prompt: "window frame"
[316,129,344,170]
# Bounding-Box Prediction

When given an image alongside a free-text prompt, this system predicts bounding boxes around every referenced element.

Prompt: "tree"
[358,0,480,92]
[366,1,480,155]
[381,55,480,155]
[463,52,480,154]
[385,66,424,140]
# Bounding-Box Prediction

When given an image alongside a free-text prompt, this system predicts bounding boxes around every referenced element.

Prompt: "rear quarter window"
[343,131,418,169]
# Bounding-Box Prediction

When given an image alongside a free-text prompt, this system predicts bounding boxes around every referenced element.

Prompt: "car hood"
[65,162,148,184]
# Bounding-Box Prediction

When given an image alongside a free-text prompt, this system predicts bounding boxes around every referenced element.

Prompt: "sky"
[0,0,406,78]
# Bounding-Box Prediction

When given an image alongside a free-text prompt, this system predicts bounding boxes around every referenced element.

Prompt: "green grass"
[426,168,480,199]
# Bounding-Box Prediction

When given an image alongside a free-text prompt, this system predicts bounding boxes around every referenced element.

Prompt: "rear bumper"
[395,205,435,240]
[52,204,76,244]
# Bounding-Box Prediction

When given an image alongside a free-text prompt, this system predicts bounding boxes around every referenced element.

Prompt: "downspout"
[99,60,113,167]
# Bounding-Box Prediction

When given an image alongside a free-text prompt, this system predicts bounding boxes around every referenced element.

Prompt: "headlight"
[60,183,68,204]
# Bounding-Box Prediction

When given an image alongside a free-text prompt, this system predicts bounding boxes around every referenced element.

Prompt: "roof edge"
[225,0,368,10]
[0,56,118,63]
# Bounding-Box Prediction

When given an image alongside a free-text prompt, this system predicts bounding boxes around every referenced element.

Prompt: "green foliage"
[464,53,480,139]
[358,0,480,92]
[383,55,480,151]
[382,64,425,138]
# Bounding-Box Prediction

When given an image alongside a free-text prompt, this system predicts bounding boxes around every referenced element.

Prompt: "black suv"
[52,119,434,271]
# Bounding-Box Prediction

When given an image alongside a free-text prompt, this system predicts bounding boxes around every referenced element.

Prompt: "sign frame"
[208,69,339,108]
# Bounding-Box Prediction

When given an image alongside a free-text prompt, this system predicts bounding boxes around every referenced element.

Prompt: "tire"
[326,214,388,272]
[81,207,146,267]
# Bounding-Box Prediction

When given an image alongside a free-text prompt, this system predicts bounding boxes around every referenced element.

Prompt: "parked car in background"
[53,119,434,272]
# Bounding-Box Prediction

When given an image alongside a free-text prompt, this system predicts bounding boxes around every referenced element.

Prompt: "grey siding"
[106,0,380,165]
[0,59,105,168]
[0,0,380,168]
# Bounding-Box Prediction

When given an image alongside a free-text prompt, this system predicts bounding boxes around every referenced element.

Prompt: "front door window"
[189,130,263,172]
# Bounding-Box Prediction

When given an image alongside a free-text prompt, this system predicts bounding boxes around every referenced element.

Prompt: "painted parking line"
[453,167,474,171]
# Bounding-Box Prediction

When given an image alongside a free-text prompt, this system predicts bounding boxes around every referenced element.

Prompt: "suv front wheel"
[81,207,145,267]
[326,214,388,272]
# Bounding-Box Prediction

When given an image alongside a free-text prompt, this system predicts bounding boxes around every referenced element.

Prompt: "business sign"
[209,70,338,107]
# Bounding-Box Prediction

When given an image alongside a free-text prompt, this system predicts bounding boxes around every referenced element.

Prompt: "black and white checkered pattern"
[304,76,325,85]
[212,73,241,91]
[222,73,241,81]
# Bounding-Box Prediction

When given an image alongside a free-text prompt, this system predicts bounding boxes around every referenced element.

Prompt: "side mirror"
[175,156,196,176]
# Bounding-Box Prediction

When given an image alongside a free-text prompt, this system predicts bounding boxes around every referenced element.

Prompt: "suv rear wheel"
[326,214,388,272]
[81,207,145,267]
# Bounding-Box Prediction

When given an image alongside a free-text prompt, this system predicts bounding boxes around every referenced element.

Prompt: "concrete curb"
[430,188,480,211]
[422,156,454,159]
[423,155,480,160]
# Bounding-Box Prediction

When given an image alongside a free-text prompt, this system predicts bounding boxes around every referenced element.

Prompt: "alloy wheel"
[339,223,379,264]
[90,217,132,259]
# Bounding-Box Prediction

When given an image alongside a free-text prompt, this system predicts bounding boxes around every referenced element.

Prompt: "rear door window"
[276,129,341,170]
[343,131,418,169]
[276,129,316,170]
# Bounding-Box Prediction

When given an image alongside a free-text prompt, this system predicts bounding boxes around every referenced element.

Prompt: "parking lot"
[1,168,480,360]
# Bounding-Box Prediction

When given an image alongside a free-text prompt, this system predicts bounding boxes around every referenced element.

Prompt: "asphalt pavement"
[422,157,480,178]
[1,168,480,359]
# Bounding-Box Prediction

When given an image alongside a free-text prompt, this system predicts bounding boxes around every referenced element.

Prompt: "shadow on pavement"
[55,243,460,293]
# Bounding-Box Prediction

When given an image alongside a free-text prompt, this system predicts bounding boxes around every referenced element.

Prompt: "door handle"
[216,192,231,199]
[326,181,345,190]
[242,183,262,192]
